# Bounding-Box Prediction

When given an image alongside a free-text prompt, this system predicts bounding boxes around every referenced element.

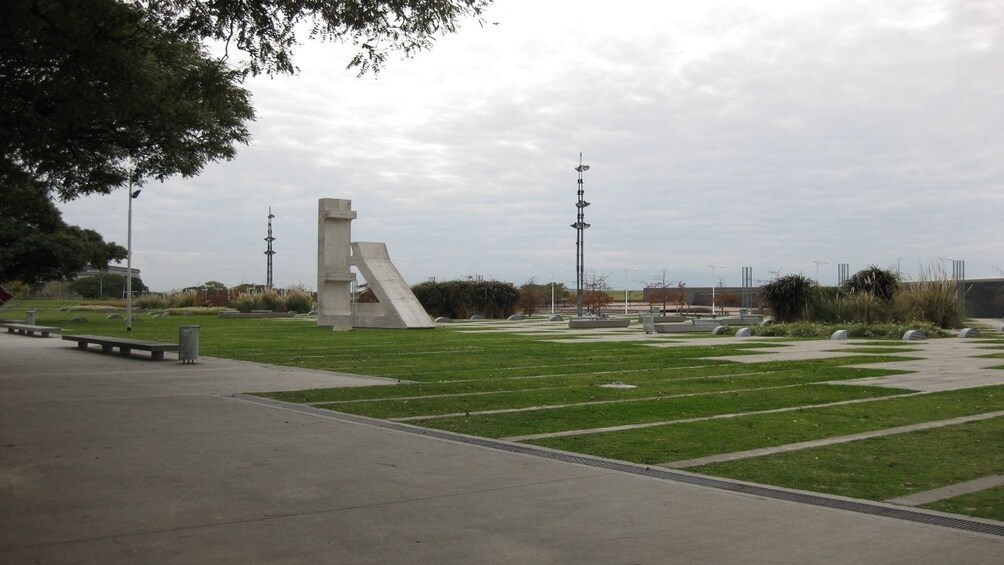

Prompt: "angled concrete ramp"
[350,242,434,329]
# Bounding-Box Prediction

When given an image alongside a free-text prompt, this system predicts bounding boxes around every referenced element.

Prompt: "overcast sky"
[60,0,1003,292]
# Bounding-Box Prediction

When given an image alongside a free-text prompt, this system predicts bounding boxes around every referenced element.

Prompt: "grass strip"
[688,414,1004,501]
[257,355,903,404]
[309,366,904,419]
[399,384,904,439]
[921,485,1004,522]
[527,385,1004,464]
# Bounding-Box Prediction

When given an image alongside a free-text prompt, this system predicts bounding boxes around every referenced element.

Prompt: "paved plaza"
[1,328,1002,564]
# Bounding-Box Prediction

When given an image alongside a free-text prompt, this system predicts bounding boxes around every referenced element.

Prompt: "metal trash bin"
[641,313,655,334]
[179,325,200,364]
[25,310,36,325]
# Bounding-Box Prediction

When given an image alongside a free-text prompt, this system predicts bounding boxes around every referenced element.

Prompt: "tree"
[2,0,490,283]
[69,274,148,299]
[648,270,682,314]
[518,281,545,315]
[0,174,126,285]
[151,0,495,77]
[583,272,611,315]
[2,0,491,199]
[2,0,256,200]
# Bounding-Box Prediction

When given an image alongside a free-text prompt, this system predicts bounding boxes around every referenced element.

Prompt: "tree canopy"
[0,173,127,285]
[1,0,491,285]
[2,0,256,200]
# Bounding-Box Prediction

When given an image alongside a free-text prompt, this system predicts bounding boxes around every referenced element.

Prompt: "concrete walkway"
[1,333,1002,564]
[888,475,1004,507]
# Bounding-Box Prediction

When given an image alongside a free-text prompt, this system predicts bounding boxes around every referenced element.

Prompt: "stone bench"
[638,314,687,323]
[568,318,632,329]
[652,319,725,333]
[2,323,61,337]
[62,334,179,361]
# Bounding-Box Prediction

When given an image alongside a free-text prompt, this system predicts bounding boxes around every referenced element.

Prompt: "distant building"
[76,265,141,279]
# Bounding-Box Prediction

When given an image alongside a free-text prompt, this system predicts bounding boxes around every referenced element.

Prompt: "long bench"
[652,319,725,333]
[62,334,179,360]
[2,323,61,337]
[568,318,632,329]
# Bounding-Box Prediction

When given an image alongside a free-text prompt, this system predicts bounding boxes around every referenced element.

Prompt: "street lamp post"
[547,271,561,314]
[126,176,141,332]
[572,154,590,317]
[709,264,724,316]
[622,267,637,314]
[812,259,830,284]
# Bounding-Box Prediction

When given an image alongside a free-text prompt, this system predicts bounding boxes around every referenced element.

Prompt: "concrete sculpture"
[316,199,434,330]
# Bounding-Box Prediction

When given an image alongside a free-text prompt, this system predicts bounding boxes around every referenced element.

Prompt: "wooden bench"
[62,334,179,360]
[2,323,61,337]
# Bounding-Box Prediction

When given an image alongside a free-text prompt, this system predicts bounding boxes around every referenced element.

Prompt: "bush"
[842,265,900,301]
[748,321,946,339]
[839,292,893,325]
[257,288,282,311]
[412,279,520,318]
[283,288,314,313]
[760,274,817,323]
[134,294,168,309]
[230,291,257,313]
[167,291,201,308]
[895,277,964,329]
[228,287,313,313]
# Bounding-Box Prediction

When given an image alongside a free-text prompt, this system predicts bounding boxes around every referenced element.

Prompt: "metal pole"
[126,173,134,331]
[624,271,629,315]
[265,207,276,288]
[572,154,590,317]
[709,264,723,316]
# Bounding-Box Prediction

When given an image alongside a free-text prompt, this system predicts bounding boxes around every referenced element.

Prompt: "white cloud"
[59,0,1004,291]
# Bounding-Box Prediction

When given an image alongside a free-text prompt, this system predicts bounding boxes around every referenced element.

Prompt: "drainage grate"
[238,395,1004,538]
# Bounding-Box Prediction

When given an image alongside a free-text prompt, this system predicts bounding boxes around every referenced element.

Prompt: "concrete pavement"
[1,332,1002,564]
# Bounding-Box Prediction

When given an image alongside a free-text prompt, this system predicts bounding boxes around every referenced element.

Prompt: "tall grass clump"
[283,288,314,313]
[761,274,817,322]
[837,292,893,324]
[842,265,900,301]
[168,291,201,308]
[231,289,282,312]
[229,288,314,313]
[895,269,965,329]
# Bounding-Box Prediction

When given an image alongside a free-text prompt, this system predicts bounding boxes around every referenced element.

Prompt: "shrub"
[167,291,201,308]
[748,321,946,339]
[840,292,893,325]
[230,291,258,313]
[413,279,519,318]
[842,265,900,301]
[134,294,168,309]
[283,288,314,313]
[895,276,964,329]
[257,288,282,311]
[760,274,817,323]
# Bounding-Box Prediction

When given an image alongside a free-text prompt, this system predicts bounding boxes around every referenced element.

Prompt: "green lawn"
[690,416,1004,501]
[11,301,1004,522]
[529,386,1004,464]
[922,485,1004,522]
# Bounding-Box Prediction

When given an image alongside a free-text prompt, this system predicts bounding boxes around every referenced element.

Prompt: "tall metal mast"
[572,154,590,316]
[265,207,276,288]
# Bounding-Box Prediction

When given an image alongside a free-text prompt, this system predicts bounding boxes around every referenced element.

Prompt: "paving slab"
[888,475,1004,506]
[1,332,1002,564]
